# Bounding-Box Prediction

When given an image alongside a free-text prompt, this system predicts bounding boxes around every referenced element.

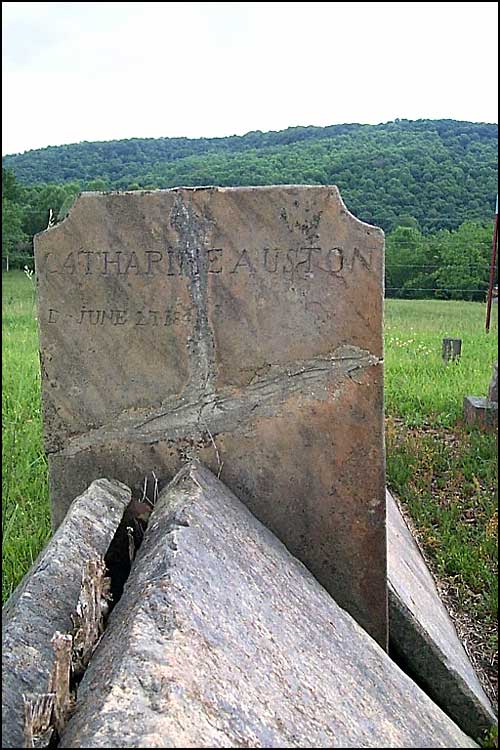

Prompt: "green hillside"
[3,119,498,233]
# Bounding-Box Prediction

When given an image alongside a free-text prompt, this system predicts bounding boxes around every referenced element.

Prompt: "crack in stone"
[53,346,382,458]
[169,192,218,396]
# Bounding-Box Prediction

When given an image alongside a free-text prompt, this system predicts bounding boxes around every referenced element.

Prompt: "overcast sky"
[2,1,498,156]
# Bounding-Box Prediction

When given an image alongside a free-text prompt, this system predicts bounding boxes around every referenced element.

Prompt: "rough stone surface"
[387,489,496,739]
[35,186,387,646]
[1,479,131,749]
[488,361,498,403]
[463,395,498,431]
[60,464,476,749]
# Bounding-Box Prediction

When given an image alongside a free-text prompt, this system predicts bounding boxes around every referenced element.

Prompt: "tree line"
[385,222,494,301]
[2,117,497,299]
[3,166,494,301]
[3,119,497,234]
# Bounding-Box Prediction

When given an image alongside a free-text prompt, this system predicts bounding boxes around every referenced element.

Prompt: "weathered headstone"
[35,186,386,646]
[464,360,498,431]
[387,489,496,738]
[2,479,131,749]
[442,337,462,363]
[60,463,477,749]
[463,396,498,431]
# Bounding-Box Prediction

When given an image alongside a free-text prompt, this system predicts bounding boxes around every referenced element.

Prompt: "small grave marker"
[442,337,462,363]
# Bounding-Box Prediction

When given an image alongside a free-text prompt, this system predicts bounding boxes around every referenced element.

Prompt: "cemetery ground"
[2,271,498,713]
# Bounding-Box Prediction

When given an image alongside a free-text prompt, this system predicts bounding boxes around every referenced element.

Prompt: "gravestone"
[34,186,387,646]
[442,337,462,363]
[464,361,499,432]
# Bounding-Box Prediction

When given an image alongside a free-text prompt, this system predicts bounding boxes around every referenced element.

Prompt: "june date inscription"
[46,305,192,328]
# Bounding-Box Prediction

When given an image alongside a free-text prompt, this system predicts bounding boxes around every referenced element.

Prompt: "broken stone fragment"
[1,479,131,749]
[61,463,476,749]
[387,489,497,739]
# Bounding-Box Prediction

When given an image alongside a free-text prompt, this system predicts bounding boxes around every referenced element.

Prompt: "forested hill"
[3,119,498,233]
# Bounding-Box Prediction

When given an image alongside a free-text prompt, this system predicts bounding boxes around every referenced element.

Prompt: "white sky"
[2,1,498,156]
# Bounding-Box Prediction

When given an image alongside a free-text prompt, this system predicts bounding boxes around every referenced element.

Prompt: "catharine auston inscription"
[40,244,375,328]
[35,186,387,648]
[39,244,373,278]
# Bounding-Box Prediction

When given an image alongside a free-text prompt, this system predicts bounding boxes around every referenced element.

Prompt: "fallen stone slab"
[61,463,476,749]
[387,489,497,739]
[2,478,131,749]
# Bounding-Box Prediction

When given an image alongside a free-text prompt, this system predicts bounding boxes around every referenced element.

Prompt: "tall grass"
[384,297,498,709]
[385,298,498,426]
[2,271,50,602]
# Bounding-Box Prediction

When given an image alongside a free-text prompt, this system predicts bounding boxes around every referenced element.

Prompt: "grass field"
[2,270,498,719]
[2,271,50,603]
[384,296,498,719]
